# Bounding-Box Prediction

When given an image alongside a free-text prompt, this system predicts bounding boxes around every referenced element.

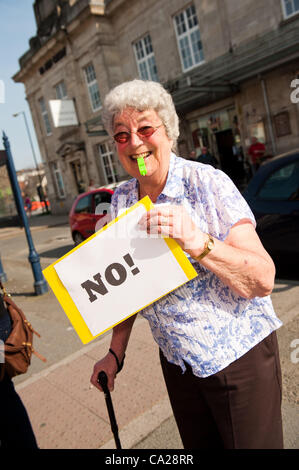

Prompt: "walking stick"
[98,371,122,449]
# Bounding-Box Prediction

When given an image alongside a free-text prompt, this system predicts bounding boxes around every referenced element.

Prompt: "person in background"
[196,146,218,168]
[90,79,283,449]
[87,179,97,191]
[248,137,266,172]
[24,196,32,216]
[78,181,85,194]
[188,150,197,161]
[37,185,49,214]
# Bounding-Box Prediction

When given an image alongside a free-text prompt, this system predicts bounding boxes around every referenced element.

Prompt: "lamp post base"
[28,250,48,296]
[0,272,7,283]
[34,279,48,296]
[0,255,7,283]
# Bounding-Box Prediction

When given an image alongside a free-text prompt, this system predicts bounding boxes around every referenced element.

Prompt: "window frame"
[173,3,204,72]
[281,0,299,19]
[55,80,68,100]
[97,142,118,185]
[39,97,52,136]
[133,34,159,82]
[83,63,102,112]
[52,162,66,199]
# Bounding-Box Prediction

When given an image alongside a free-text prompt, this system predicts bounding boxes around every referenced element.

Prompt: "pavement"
[0,212,298,450]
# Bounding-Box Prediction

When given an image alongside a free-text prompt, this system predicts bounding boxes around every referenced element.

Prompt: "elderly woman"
[90,79,283,449]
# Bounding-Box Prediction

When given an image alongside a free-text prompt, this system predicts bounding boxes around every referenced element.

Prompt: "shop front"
[188,105,246,186]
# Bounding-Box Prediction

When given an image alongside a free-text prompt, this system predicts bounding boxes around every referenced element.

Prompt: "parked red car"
[69,188,114,245]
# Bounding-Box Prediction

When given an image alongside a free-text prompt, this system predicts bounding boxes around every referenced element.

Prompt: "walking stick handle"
[97,370,122,449]
[97,370,109,394]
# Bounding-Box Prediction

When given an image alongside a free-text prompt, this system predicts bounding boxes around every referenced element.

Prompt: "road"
[0,223,298,448]
[0,225,74,263]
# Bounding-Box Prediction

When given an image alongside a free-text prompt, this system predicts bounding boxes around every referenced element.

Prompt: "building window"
[133,34,159,81]
[52,162,66,198]
[55,81,67,99]
[282,0,299,18]
[97,143,119,184]
[83,63,102,112]
[39,97,52,136]
[174,4,204,72]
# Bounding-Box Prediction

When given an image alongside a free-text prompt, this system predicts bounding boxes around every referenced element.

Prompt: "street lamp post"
[13,111,49,213]
[2,131,48,295]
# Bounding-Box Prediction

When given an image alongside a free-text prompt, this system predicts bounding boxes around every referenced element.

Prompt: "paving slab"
[15,319,171,449]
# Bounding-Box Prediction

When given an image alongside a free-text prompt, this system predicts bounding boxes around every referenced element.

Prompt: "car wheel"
[73,232,85,246]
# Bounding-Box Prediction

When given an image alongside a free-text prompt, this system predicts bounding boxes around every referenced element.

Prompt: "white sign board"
[49,99,79,127]
[43,197,197,343]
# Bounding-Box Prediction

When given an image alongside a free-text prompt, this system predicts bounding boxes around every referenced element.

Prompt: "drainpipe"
[260,77,277,155]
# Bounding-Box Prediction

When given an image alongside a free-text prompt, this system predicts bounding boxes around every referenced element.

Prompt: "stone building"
[13,0,299,213]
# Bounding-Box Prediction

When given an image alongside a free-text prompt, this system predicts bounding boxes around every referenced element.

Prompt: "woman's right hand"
[90,352,118,392]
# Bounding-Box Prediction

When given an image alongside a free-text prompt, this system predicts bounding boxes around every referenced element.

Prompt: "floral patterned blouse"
[111,153,282,377]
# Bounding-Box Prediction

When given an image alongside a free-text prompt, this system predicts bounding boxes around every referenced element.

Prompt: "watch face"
[207,241,213,250]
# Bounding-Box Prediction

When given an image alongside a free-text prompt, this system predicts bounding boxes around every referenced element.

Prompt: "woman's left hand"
[138,205,206,257]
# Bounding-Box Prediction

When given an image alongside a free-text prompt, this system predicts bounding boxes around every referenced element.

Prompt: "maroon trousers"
[159,332,283,449]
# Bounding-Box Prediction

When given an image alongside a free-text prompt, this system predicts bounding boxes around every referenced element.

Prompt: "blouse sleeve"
[196,167,256,241]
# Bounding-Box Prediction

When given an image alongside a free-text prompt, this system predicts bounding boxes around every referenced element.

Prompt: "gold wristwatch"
[196,234,214,261]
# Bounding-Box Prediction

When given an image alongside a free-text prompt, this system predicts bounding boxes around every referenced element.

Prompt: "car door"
[254,159,299,277]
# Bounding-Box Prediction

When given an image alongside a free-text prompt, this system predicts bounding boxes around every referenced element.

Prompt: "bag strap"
[0,280,9,297]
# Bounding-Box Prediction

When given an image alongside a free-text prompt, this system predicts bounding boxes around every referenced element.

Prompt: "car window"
[94,192,112,205]
[257,161,299,201]
[74,195,92,213]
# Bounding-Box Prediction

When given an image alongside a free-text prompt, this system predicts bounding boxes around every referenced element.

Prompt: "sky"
[0,0,42,170]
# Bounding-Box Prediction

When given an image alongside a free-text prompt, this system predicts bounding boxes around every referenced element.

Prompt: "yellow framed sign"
[43,197,198,344]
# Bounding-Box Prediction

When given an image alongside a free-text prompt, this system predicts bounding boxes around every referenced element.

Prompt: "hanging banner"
[43,196,198,344]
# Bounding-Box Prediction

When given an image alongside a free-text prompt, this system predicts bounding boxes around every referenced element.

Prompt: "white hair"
[102,79,179,150]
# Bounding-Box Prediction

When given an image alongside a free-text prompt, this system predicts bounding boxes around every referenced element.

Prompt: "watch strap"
[196,234,214,261]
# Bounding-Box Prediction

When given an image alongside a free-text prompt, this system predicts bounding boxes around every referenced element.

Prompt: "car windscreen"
[74,195,92,213]
[257,160,299,201]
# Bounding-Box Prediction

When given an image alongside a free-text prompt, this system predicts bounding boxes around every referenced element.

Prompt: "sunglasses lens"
[114,126,158,143]
[138,126,155,137]
[114,132,129,143]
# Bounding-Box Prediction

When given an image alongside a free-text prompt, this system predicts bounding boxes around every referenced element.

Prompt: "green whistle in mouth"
[137,156,147,176]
